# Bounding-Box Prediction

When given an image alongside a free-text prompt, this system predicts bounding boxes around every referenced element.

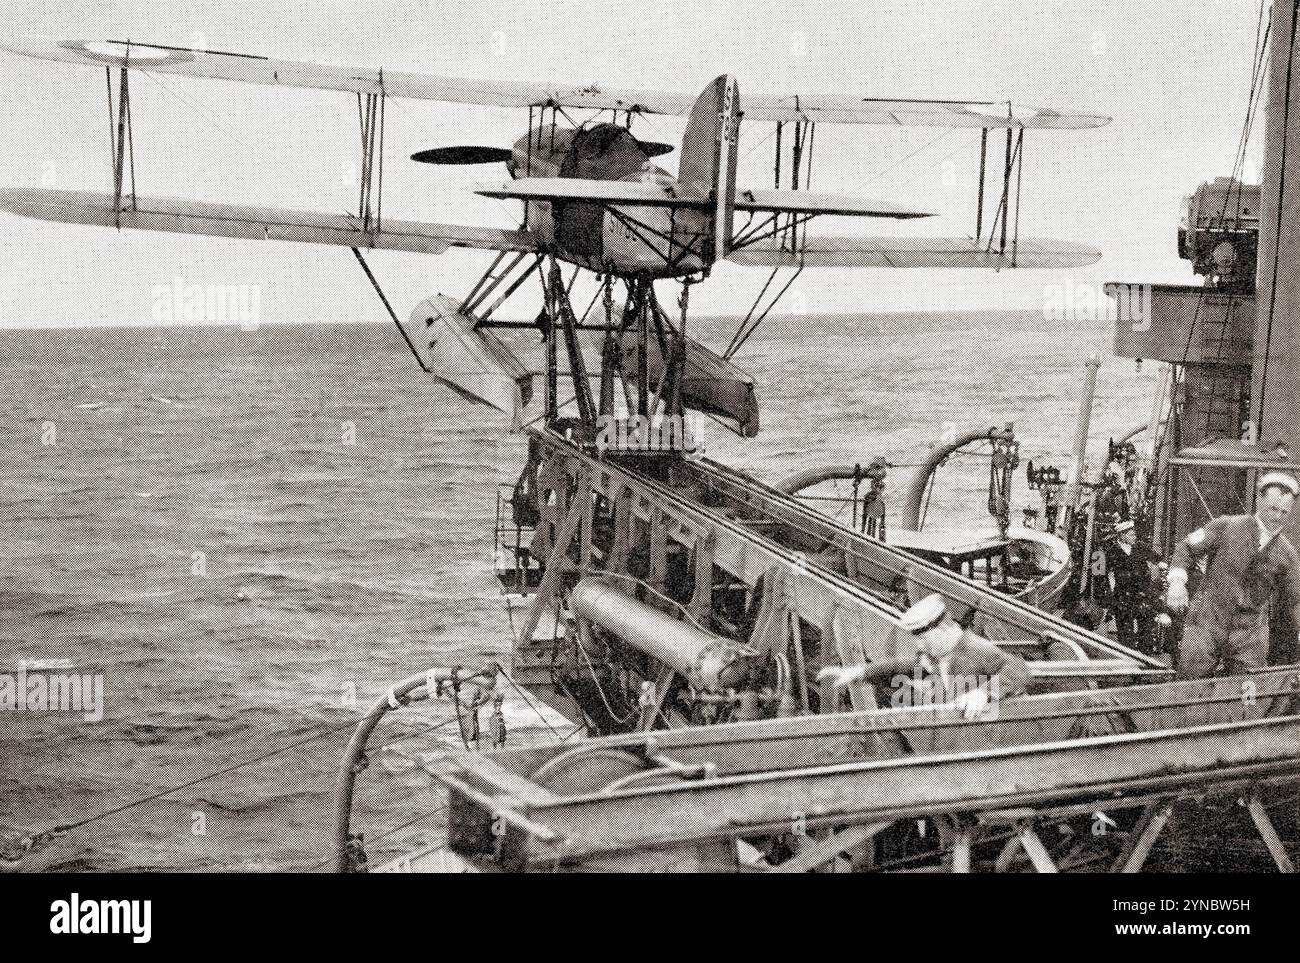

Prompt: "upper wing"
[0,188,538,255]
[726,235,1101,269]
[479,178,933,218]
[0,36,1110,129]
[741,97,1110,129]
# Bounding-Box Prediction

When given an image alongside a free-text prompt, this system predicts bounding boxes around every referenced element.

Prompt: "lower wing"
[726,235,1101,269]
[0,188,538,255]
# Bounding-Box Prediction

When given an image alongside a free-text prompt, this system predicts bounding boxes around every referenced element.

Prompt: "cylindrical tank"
[569,578,753,691]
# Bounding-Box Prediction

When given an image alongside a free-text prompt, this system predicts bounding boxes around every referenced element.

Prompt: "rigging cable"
[493,660,565,741]
[1163,0,1273,523]
[1257,0,1300,420]
[20,714,460,852]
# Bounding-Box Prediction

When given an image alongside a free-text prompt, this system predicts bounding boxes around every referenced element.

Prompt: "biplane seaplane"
[0,36,1148,752]
[0,36,1106,439]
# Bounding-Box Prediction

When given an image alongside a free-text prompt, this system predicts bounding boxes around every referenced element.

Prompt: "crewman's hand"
[816,665,866,689]
[954,686,991,720]
[1166,581,1189,613]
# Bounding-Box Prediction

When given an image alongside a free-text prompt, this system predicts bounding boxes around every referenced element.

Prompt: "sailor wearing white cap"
[898,591,948,634]
[1167,471,1300,677]
[817,593,1030,719]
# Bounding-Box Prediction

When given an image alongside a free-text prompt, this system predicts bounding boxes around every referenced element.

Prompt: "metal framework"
[505,427,1165,729]
[428,667,1300,872]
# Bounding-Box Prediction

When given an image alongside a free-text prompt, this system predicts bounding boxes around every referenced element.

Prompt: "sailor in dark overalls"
[1166,472,1300,678]
[1105,520,1159,654]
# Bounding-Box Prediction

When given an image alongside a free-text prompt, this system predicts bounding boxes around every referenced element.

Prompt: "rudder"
[678,75,739,264]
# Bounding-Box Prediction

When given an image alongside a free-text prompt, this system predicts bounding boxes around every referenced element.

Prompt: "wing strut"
[351,247,430,372]
[356,76,386,236]
[768,119,817,252]
[981,124,1026,267]
[107,58,138,224]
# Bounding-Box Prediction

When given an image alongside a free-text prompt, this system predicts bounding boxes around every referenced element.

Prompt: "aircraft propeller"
[411,146,514,165]
[411,139,675,165]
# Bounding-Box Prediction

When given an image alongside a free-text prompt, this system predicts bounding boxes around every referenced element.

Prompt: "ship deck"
[420,667,1300,872]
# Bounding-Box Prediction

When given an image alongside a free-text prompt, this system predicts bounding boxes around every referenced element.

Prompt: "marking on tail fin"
[714,76,739,261]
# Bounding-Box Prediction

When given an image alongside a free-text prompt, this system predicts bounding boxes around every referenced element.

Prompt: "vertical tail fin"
[678,75,739,264]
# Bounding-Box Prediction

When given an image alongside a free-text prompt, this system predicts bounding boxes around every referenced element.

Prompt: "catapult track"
[512,427,1165,723]
[427,667,1300,872]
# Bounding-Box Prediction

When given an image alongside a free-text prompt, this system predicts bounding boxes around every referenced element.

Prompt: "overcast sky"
[0,0,1267,328]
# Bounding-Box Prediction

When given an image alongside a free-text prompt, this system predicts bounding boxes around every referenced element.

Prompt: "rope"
[28,716,361,841]
[22,710,462,851]
[493,660,565,741]
[140,70,263,158]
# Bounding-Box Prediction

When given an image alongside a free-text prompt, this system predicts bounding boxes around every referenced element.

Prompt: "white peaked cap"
[899,593,948,635]
[1258,472,1300,496]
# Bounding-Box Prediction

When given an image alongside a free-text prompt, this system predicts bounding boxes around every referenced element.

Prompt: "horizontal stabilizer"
[620,331,760,438]
[0,37,1109,129]
[414,295,533,429]
[726,235,1101,269]
[0,188,538,255]
[480,179,931,220]
[734,188,931,218]
[477,178,707,208]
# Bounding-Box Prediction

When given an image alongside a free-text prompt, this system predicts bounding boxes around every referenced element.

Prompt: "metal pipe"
[1144,364,1171,453]
[774,463,864,495]
[569,578,753,691]
[1079,500,1097,595]
[1057,353,1102,535]
[333,666,497,872]
[1135,362,1171,500]
[1153,416,1173,553]
[899,425,1014,531]
[1118,423,1147,445]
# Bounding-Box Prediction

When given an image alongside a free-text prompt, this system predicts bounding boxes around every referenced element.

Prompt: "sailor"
[817,593,1030,719]
[1105,520,1160,655]
[1166,471,1300,678]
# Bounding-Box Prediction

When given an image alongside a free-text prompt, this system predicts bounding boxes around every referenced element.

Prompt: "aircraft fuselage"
[508,124,706,278]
